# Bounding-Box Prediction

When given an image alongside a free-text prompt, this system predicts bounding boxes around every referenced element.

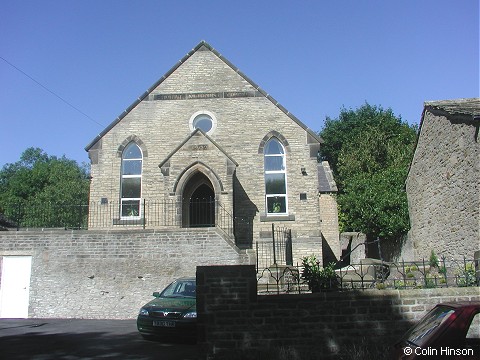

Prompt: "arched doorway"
[189,183,215,227]
[182,172,215,228]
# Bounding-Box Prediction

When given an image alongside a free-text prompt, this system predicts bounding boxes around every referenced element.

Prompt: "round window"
[189,110,217,135]
[193,114,213,133]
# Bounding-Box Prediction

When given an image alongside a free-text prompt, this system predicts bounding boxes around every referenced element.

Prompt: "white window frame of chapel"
[264,138,288,215]
[120,142,143,219]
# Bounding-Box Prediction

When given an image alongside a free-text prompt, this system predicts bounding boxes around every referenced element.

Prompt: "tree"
[319,103,417,255]
[0,148,90,228]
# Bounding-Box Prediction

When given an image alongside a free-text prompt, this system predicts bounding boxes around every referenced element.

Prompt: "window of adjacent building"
[120,142,142,218]
[264,138,288,214]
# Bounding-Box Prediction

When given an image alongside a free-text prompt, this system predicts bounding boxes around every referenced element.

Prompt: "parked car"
[137,277,197,340]
[393,302,480,359]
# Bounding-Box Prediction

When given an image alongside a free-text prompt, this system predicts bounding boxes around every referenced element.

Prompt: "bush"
[429,250,439,268]
[457,263,477,287]
[301,255,340,292]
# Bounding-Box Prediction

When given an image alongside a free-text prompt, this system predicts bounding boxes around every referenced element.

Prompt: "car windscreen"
[404,306,455,347]
[160,280,196,298]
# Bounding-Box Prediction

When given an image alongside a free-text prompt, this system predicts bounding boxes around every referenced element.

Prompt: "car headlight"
[139,308,149,316]
[183,312,197,318]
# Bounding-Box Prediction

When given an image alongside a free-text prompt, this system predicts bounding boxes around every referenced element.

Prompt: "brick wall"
[0,229,253,319]
[196,265,480,358]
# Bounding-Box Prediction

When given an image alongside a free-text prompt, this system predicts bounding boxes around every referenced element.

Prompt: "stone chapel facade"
[85,41,339,266]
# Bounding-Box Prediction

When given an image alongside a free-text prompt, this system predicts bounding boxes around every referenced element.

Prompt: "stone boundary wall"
[196,265,480,358]
[0,229,253,319]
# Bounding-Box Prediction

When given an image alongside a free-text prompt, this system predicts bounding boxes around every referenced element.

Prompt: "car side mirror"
[152,292,160,297]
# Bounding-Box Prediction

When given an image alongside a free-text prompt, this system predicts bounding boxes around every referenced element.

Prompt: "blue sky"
[1,1,478,167]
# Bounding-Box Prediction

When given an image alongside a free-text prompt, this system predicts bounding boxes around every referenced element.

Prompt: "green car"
[137,277,197,340]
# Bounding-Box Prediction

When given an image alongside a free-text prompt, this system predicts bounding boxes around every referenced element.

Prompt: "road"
[0,318,200,360]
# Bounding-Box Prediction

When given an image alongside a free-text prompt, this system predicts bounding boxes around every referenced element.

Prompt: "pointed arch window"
[264,138,288,214]
[120,142,142,218]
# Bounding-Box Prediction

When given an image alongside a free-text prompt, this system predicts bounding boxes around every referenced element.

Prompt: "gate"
[189,197,215,227]
[256,224,293,268]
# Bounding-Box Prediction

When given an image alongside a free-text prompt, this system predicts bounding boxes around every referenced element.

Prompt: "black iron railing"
[257,256,480,294]
[2,199,238,232]
[3,203,89,230]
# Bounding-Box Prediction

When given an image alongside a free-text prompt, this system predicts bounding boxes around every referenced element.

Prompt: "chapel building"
[85,41,340,266]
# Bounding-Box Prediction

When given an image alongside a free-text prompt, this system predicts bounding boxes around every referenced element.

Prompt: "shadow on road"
[0,319,199,360]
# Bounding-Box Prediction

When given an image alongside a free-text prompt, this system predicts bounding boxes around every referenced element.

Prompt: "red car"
[393,302,480,359]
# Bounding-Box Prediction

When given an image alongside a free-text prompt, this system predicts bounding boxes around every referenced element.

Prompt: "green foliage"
[424,274,440,288]
[405,264,419,273]
[429,250,439,268]
[439,265,447,276]
[456,263,477,287]
[375,282,387,290]
[301,255,339,292]
[319,103,417,243]
[338,167,410,239]
[0,147,90,228]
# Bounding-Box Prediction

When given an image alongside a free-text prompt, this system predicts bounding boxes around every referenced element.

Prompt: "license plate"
[153,320,176,327]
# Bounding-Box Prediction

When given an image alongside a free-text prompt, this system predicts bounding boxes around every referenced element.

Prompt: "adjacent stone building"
[405,98,480,260]
[85,41,339,266]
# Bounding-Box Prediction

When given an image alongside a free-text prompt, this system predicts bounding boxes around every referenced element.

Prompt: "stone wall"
[0,229,253,319]
[196,265,480,358]
[406,103,479,260]
[319,193,341,262]
[339,232,367,265]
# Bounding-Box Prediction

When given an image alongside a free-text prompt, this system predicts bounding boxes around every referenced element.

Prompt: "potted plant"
[301,255,340,292]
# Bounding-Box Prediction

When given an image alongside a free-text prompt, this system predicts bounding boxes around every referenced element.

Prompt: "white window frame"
[120,143,143,219]
[188,110,217,135]
[264,138,288,215]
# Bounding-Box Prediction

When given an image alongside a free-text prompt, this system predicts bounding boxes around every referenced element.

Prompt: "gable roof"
[406,98,480,182]
[417,98,480,141]
[85,41,322,151]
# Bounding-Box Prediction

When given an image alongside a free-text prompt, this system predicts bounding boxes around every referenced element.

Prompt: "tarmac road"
[0,318,200,360]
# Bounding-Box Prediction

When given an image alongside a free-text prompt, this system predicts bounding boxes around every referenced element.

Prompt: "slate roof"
[406,98,480,181]
[424,98,480,118]
[417,98,480,143]
[317,161,337,193]
[85,41,322,151]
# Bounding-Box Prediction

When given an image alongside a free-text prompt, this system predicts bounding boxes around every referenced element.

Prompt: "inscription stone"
[191,144,209,151]
[151,91,261,101]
